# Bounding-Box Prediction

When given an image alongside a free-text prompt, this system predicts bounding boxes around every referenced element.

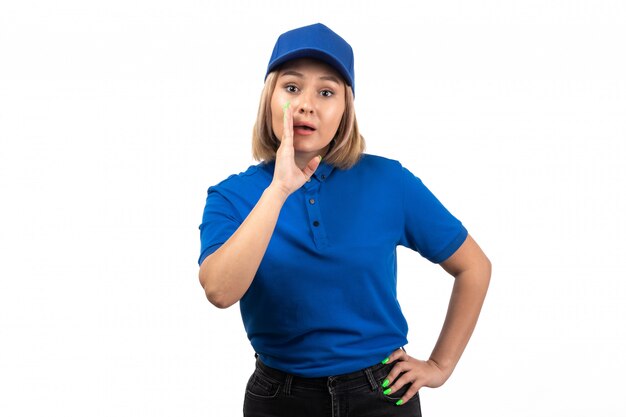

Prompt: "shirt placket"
[303,178,328,249]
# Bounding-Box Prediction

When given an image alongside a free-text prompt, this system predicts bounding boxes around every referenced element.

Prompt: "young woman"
[198,23,491,416]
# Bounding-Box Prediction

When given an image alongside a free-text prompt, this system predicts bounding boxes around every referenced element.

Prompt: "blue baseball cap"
[265,23,355,96]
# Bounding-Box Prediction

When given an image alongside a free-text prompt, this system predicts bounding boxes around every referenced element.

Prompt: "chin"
[295,146,324,154]
[293,141,318,150]
[294,139,330,152]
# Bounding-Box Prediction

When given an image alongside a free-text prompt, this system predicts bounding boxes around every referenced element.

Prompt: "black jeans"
[243,357,422,417]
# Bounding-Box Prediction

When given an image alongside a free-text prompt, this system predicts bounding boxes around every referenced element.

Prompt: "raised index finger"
[281,101,293,148]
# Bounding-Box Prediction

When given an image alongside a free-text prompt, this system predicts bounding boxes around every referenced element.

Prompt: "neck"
[294,145,331,170]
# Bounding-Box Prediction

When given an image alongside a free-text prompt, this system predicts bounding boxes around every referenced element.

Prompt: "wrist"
[266,182,291,202]
[427,357,455,379]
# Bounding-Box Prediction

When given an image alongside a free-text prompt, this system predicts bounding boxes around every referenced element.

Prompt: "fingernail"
[396,399,404,406]
[381,357,389,365]
[318,155,323,162]
[383,388,392,395]
[282,101,291,111]
[382,379,390,388]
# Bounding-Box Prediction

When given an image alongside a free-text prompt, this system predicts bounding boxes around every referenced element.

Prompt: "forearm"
[199,184,288,308]
[429,260,491,377]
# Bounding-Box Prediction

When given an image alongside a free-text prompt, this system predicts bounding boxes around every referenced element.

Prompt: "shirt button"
[309,198,315,205]
[321,174,326,180]
[313,221,320,227]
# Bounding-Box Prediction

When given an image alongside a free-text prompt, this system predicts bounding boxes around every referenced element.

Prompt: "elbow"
[475,249,491,277]
[205,288,237,309]
[479,255,492,290]
[198,265,237,309]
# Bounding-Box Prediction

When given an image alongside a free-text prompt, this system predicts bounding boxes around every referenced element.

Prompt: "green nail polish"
[396,399,404,406]
[282,101,291,111]
[383,388,392,395]
[381,357,389,365]
[382,379,390,388]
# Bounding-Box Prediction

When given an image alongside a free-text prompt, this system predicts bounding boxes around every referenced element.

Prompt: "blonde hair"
[252,70,365,170]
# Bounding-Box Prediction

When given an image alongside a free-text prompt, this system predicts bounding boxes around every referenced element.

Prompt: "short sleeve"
[197,187,243,266]
[399,167,468,263]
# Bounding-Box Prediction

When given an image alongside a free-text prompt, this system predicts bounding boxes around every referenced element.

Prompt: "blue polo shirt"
[198,154,467,377]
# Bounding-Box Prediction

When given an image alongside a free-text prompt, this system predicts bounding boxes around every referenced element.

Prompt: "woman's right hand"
[201,105,321,308]
[270,102,322,197]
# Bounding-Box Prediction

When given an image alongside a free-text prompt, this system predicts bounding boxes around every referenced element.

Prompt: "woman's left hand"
[382,348,451,405]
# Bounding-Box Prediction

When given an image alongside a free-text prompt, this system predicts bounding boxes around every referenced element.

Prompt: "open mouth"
[295,125,315,131]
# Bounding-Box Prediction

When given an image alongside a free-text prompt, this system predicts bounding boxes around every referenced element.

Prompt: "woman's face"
[271,58,346,158]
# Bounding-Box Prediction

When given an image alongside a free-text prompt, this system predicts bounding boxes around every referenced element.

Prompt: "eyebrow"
[279,70,341,85]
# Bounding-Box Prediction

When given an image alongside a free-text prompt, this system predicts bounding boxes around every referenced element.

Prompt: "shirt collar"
[313,160,334,182]
[260,160,335,182]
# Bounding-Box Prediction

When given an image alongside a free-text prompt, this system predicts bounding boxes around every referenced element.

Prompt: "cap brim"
[266,48,353,89]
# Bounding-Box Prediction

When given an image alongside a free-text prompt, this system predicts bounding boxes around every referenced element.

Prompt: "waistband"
[254,355,397,392]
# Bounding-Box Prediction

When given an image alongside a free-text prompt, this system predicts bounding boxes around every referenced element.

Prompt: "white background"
[1,1,625,416]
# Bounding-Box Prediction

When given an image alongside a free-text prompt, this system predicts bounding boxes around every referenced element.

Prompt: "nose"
[297,103,313,115]
[296,93,315,115]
